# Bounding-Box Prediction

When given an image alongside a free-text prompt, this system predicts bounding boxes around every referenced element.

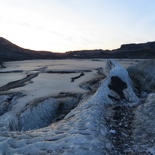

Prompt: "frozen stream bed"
[0,59,155,155]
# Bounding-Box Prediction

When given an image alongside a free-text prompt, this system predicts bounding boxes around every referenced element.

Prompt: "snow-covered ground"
[0,59,138,103]
[1,59,154,155]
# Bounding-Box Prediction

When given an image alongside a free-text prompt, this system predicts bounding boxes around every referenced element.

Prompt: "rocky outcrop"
[120,42,155,51]
[113,42,155,58]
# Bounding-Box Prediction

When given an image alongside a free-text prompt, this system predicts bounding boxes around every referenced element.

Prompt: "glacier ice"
[0,59,150,155]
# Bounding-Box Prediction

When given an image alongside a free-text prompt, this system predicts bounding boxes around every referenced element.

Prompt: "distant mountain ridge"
[0,37,155,61]
[0,37,60,61]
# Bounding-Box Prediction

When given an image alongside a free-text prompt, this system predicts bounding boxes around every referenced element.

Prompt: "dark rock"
[71,72,85,82]
[0,37,62,61]
[0,37,155,61]
[108,76,127,99]
[0,61,5,68]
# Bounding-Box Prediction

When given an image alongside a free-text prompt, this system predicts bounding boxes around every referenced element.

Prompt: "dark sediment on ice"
[0,73,38,91]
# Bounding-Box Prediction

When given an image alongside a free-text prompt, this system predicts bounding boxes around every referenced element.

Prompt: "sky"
[0,0,155,52]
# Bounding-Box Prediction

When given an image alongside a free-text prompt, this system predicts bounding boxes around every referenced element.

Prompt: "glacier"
[0,59,155,154]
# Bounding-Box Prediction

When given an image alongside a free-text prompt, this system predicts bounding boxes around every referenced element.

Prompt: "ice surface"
[0,59,146,154]
[132,93,155,153]
[128,59,155,93]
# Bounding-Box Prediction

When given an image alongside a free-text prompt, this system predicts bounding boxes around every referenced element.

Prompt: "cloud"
[19,22,32,28]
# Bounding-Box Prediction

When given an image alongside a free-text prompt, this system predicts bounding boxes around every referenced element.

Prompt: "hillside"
[0,37,62,61]
[0,37,155,61]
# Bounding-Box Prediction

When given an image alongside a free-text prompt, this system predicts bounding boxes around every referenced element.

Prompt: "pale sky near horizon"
[0,0,155,52]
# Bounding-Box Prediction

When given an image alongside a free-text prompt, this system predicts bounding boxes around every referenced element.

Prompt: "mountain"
[0,37,155,61]
[0,37,64,61]
[67,41,155,59]
[113,41,155,58]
